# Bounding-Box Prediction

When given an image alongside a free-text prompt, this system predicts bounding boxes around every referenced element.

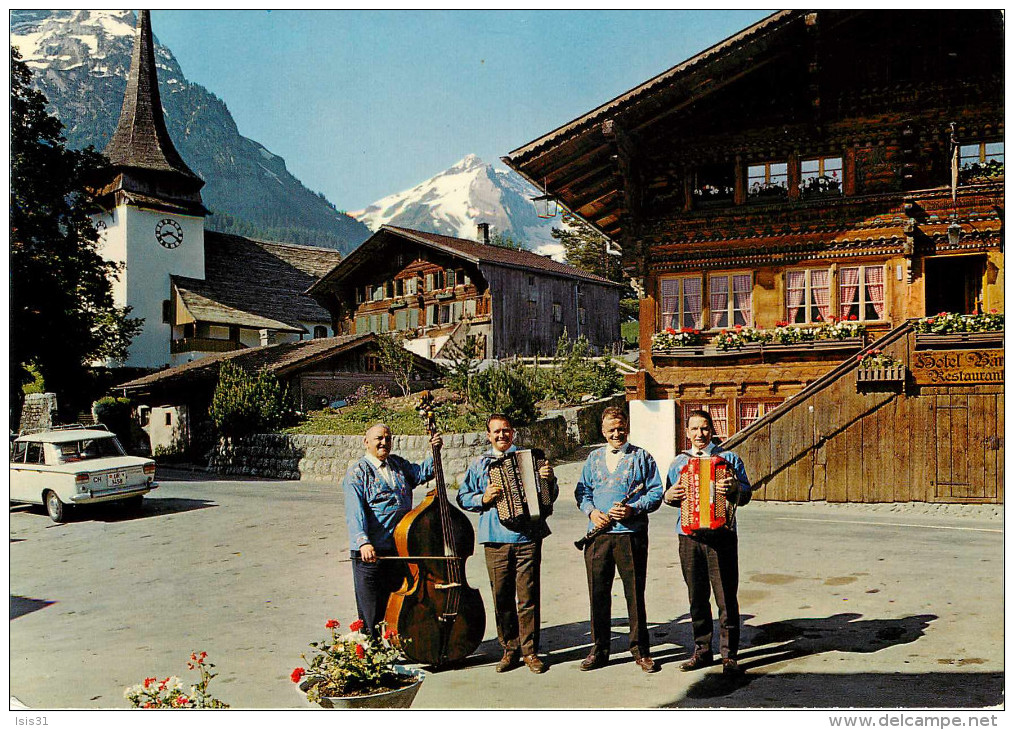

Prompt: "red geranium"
[349,619,365,632]
[849,315,857,321]
[355,645,366,659]
[290,667,306,683]
[326,619,339,629]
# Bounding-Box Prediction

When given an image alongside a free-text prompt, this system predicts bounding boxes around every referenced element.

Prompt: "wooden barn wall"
[731,329,1004,503]
[482,265,620,357]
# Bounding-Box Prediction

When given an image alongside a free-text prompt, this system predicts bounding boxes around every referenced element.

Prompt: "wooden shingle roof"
[103,10,202,183]
[117,333,436,392]
[177,231,343,332]
[308,224,623,295]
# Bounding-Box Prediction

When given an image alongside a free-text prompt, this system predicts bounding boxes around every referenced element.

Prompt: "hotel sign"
[911,349,1004,385]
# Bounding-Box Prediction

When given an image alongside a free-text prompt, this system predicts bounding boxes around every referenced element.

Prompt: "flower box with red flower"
[914,312,1004,350]
[124,652,229,708]
[856,349,906,386]
[292,618,424,708]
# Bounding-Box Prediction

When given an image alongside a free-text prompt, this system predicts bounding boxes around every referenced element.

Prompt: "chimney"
[477,222,490,244]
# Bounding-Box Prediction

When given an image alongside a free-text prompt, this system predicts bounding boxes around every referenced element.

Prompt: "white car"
[10,425,157,522]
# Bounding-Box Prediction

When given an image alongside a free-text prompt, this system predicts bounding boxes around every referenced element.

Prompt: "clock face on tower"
[155,218,184,249]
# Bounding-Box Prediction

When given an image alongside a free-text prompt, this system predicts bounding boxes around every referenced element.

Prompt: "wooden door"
[934,393,1002,501]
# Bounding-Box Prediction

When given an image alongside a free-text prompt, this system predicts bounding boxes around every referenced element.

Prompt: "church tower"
[92,9,207,368]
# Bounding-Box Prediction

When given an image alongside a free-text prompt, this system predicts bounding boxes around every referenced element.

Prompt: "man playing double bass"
[342,422,442,638]
[457,414,557,674]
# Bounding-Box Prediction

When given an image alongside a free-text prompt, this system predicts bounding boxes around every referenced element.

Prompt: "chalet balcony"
[170,337,246,355]
[652,337,865,359]
[651,323,867,361]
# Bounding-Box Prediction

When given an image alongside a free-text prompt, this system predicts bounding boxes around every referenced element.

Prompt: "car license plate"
[107,471,126,488]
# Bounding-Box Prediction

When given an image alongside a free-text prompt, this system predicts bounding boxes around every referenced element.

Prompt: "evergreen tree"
[487,229,525,250]
[552,212,624,282]
[553,213,639,322]
[10,46,142,422]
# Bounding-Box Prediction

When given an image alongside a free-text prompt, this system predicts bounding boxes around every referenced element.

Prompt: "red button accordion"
[677,455,735,535]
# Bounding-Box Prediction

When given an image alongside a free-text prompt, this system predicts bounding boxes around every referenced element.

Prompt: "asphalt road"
[9,461,1004,709]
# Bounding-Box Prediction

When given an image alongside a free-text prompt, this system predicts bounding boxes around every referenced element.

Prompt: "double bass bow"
[384,391,486,667]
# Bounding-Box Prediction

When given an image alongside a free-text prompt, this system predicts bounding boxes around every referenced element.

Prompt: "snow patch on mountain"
[353,154,570,257]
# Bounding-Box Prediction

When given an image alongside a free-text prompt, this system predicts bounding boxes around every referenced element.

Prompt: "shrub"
[209,362,296,439]
[541,334,623,404]
[92,396,133,444]
[467,362,541,427]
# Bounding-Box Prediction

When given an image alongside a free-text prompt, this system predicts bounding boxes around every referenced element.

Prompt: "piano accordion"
[677,455,735,535]
[489,448,554,531]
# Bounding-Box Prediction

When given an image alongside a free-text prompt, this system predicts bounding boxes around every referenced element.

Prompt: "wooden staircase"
[722,321,1004,503]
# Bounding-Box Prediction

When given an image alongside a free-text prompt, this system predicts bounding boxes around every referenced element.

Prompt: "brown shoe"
[579,652,608,671]
[634,656,658,673]
[679,650,714,672]
[523,654,547,674]
[722,657,742,676]
[496,650,520,673]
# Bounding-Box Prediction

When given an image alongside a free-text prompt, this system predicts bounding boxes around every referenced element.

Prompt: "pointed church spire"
[101,10,205,211]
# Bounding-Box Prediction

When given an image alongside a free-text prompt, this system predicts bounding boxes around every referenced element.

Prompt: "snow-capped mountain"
[10,9,371,253]
[353,154,567,257]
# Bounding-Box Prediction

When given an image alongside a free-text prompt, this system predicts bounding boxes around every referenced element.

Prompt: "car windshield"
[58,437,126,462]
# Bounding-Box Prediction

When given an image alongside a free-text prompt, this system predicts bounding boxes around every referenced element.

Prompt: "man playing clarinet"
[574,406,663,673]
[343,422,442,638]
[457,414,557,674]
[664,409,752,676]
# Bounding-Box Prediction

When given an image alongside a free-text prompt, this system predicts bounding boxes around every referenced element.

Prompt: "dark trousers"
[351,551,405,638]
[678,531,740,659]
[484,541,542,657]
[583,531,650,659]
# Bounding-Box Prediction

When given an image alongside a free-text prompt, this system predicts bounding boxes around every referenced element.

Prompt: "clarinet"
[574,485,647,550]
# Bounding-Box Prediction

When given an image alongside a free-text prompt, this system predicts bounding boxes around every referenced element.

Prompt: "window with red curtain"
[710,273,753,328]
[682,402,729,449]
[840,265,885,321]
[660,276,703,330]
[787,269,830,324]
[737,400,784,431]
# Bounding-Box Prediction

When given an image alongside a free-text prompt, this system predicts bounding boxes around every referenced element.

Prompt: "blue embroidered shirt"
[574,442,663,535]
[665,441,752,533]
[456,445,559,544]
[343,453,434,551]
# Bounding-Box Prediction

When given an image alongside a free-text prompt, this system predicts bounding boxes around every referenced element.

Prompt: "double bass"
[384,392,486,666]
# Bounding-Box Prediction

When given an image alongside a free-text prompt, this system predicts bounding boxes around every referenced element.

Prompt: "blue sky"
[151,9,772,211]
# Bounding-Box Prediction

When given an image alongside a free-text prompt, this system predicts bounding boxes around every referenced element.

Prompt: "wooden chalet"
[504,10,1004,503]
[307,224,624,358]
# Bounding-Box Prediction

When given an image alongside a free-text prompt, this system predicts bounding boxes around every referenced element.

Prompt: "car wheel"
[44,490,68,523]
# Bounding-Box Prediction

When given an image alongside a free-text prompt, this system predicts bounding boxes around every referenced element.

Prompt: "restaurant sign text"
[911,349,1004,385]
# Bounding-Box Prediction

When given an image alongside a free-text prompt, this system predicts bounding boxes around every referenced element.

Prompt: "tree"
[488,229,525,250]
[552,212,624,282]
[376,333,416,397]
[209,362,295,439]
[553,213,639,322]
[10,46,142,422]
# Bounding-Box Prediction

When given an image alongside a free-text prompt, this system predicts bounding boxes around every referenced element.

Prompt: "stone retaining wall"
[208,416,572,484]
[543,394,626,445]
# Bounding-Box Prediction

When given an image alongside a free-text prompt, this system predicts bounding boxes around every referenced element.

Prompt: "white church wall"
[95,203,206,368]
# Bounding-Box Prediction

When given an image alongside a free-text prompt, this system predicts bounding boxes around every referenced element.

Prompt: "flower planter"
[297,666,424,709]
[856,366,906,384]
[914,331,1003,350]
[653,337,863,360]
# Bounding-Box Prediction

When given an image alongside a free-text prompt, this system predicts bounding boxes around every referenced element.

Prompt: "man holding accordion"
[664,409,752,676]
[457,413,558,674]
